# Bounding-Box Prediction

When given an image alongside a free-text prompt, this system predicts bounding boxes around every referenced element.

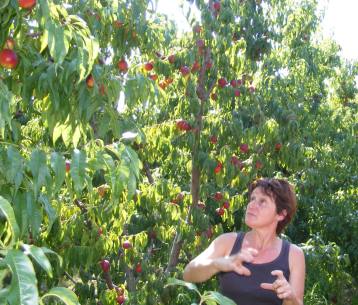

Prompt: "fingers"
[277,291,290,299]
[247,247,259,256]
[271,269,285,280]
[261,271,292,300]
[236,247,258,263]
[234,265,251,276]
[260,283,274,290]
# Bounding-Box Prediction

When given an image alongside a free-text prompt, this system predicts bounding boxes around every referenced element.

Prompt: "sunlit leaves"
[0,196,20,247]
[0,250,39,305]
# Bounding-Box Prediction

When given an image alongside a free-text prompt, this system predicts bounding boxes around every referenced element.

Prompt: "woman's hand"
[214,248,258,276]
[261,270,295,300]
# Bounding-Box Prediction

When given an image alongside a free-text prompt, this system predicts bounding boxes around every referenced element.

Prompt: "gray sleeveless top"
[218,232,290,305]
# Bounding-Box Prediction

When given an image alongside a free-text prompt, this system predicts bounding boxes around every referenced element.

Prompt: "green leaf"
[121,145,142,179]
[70,149,87,195]
[41,287,80,305]
[0,80,12,138]
[50,152,66,193]
[72,125,81,148]
[0,196,20,246]
[38,194,57,234]
[2,249,39,305]
[165,278,201,297]
[52,122,64,145]
[26,192,42,238]
[202,291,236,305]
[46,20,70,64]
[61,122,73,148]
[28,149,50,199]
[40,28,49,53]
[21,244,53,278]
[0,0,10,10]
[6,146,24,192]
[41,247,63,267]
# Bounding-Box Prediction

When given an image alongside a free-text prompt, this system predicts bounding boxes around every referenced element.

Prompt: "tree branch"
[143,161,154,184]
[74,199,92,229]
[166,46,213,274]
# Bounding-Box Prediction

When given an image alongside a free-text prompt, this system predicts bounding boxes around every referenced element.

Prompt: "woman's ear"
[277,209,287,221]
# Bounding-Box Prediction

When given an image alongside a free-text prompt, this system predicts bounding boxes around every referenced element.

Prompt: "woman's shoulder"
[288,243,304,256]
[215,232,239,242]
[288,243,305,268]
[213,232,241,255]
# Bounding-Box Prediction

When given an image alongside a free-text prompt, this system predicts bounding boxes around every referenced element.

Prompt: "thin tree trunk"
[166,46,215,274]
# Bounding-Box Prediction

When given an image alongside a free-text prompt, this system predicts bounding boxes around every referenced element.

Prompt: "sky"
[156,0,358,62]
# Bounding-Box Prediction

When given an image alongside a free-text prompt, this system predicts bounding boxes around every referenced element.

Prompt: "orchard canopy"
[0,0,357,304]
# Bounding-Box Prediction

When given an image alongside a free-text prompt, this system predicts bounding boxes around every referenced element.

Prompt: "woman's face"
[245,187,282,230]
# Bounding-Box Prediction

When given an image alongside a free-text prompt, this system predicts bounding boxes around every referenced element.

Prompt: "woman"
[183,178,305,305]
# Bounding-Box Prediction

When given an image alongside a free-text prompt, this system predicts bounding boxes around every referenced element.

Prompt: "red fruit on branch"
[5,38,15,50]
[116,295,126,304]
[240,143,249,154]
[114,20,124,28]
[86,74,94,88]
[144,62,153,71]
[214,162,223,174]
[230,155,240,166]
[149,74,158,81]
[100,259,110,273]
[168,54,175,64]
[18,0,36,9]
[97,184,108,198]
[123,240,132,249]
[234,89,241,97]
[170,198,178,205]
[214,192,223,201]
[218,78,227,88]
[223,201,230,209]
[237,79,242,86]
[209,135,218,144]
[191,61,200,72]
[176,119,191,131]
[230,79,237,87]
[65,160,71,173]
[180,65,190,76]
[165,77,173,85]
[216,207,225,216]
[0,49,18,69]
[159,81,167,90]
[213,1,221,11]
[117,58,128,73]
[135,263,142,273]
[275,143,282,151]
[196,39,205,48]
[205,60,212,70]
[255,160,263,170]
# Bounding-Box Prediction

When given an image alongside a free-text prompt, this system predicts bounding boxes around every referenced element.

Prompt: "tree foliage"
[0,0,357,304]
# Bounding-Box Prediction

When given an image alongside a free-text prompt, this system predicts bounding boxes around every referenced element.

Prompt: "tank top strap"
[229,232,245,255]
[281,239,291,265]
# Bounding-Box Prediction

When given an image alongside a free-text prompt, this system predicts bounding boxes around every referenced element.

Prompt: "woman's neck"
[247,229,278,251]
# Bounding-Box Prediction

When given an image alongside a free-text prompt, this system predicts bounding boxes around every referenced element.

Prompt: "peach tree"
[0,0,357,304]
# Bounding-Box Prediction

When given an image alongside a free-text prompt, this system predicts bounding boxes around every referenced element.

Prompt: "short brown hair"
[248,178,297,234]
